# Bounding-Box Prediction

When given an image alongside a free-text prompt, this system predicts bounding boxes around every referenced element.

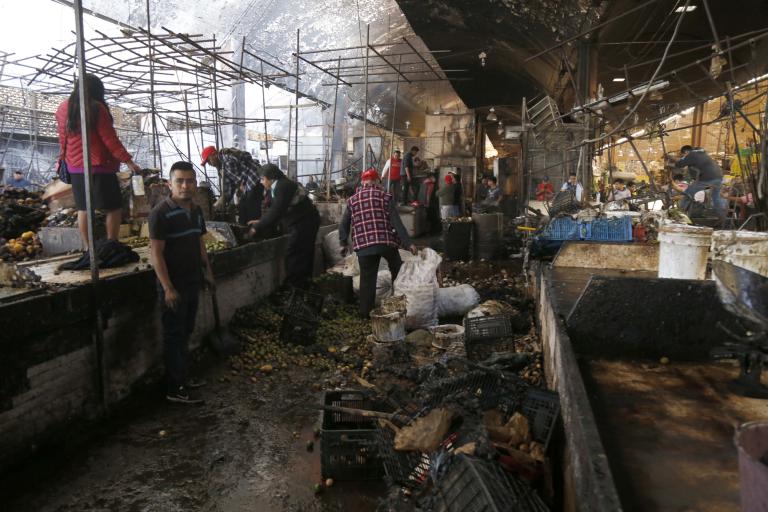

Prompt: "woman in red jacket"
[56,74,141,245]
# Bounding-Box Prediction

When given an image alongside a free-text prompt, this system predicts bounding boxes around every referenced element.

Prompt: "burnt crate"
[521,388,561,451]
[279,314,319,345]
[426,454,549,512]
[321,390,387,481]
[377,424,434,489]
[284,287,325,319]
[464,315,513,342]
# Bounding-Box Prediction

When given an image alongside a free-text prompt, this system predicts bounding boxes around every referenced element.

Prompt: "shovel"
[208,288,240,355]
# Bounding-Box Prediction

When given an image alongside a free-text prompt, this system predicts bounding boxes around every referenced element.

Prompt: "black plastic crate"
[425,454,549,512]
[377,425,458,489]
[279,314,319,345]
[284,287,325,319]
[321,390,387,481]
[464,315,513,342]
[521,388,560,451]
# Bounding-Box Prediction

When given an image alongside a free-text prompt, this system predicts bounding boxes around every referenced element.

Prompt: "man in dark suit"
[249,164,320,288]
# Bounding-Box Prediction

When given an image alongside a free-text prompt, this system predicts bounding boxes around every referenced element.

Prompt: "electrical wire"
[581,0,691,144]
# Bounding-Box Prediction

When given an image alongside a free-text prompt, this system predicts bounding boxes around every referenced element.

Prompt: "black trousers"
[388,180,401,203]
[159,285,199,392]
[285,211,321,289]
[357,246,403,318]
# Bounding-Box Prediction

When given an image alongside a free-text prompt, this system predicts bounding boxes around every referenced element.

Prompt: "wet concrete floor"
[1,360,385,512]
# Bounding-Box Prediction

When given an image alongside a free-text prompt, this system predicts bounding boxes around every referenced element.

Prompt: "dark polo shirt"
[149,197,207,291]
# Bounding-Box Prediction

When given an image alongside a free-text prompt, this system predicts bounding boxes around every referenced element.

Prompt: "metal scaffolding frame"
[0,17,290,187]
[290,25,465,185]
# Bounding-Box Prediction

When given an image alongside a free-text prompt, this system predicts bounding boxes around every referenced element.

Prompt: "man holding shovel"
[150,161,214,404]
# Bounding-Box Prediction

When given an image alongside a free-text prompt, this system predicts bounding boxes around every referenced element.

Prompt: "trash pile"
[316,291,555,511]
[0,230,43,262]
[228,292,375,387]
[0,261,43,288]
[311,251,552,509]
[0,186,47,240]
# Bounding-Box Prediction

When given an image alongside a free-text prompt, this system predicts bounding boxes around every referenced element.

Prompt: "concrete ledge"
[538,266,623,512]
[553,241,659,272]
[0,227,335,470]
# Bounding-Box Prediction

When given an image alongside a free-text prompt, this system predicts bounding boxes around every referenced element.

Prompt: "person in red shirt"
[380,149,403,203]
[535,175,555,201]
[56,74,141,246]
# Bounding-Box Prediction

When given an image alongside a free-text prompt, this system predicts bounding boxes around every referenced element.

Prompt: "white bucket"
[657,223,713,280]
[711,231,768,278]
[370,308,406,342]
[429,324,465,349]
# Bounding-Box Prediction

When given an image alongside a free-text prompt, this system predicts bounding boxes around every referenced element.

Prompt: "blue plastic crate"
[540,217,584,240]
[583,216,633,241]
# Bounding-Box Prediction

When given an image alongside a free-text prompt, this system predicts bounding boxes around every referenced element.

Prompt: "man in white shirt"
[607,178,631,201]
[561,172,584,201]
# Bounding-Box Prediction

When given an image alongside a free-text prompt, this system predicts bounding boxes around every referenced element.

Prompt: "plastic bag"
[437,284,481,317]
[394,247,442,330]
[323,230,345,267]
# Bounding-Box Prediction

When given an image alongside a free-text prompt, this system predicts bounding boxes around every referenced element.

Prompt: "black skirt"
[70,172,122,211]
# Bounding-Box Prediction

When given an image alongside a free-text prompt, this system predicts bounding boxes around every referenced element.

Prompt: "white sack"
[437,284,481,317]
[394,248,442,330]
[323,230,345,267]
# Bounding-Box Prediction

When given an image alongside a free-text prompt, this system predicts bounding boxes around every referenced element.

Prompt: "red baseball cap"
[361,168,379,181]
[201,146,217,165]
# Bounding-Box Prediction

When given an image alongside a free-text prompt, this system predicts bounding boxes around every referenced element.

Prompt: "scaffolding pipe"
[294,29,300,179]
[363,25,370,173]
[73,0,108,413]
[386,55,401,192]
[146,0,160,169]
[260,60,269,162]
[327,56,341,198]
[183,90,191,162]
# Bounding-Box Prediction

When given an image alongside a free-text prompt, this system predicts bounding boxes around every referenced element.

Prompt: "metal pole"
[183,90,191,162]
[212,35,222,150]
[194,73,209,184]
[294,29,300,179]
[327,56,341,198]
[626,136,657,193]
[287,104,292,172]
[363,25,370,172]
[146,0,159,169]
[387,55,401,191]
[73,0,108,413]
[260,60,270,162]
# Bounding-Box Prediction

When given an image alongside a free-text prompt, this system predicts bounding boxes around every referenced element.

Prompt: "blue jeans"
[681,178,726,217]
[160,285,200,392]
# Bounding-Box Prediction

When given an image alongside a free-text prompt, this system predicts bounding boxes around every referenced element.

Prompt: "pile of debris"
[0,187,47,241]
[228,289,375,388]
[300,259,552,510]
[316,307,555,511]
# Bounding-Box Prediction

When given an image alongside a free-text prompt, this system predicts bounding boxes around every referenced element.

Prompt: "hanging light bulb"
[497,122,504,135]
[405,120,411,129]
[487,107,497,122]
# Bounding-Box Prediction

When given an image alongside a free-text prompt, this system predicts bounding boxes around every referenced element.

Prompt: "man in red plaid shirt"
[339,168,417,317]
[201,146,262,214]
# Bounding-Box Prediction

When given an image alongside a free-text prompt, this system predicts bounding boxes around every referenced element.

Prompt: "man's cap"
[201,146,217,165]
[361,168,379,181]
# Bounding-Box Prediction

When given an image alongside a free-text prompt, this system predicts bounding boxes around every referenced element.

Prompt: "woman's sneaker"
[166,386,203,405]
